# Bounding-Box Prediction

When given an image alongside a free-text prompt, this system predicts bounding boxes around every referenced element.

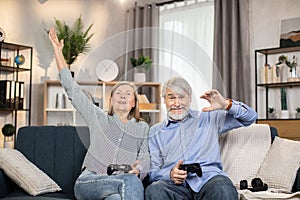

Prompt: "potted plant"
[2,124,16,148]
[277,55,297,80]
[53,15,94,76]
[296,107,300,119]
[130,54,152,82]
[280,87,289,118]
[267,107,276,119]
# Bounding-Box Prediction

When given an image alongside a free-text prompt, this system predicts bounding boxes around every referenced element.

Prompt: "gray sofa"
[0,126,299,199]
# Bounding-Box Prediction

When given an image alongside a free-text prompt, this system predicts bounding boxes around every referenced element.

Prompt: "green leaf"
[53,16,94,66]
[130,54,152,71]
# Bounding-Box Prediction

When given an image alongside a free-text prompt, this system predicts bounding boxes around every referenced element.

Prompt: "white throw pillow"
[256,137,300,192]
[0,148,61,196]
[219,124,271,187]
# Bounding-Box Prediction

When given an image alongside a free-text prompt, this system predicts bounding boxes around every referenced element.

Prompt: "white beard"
[168,109,188,121]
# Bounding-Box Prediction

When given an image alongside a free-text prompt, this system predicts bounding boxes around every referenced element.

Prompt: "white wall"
[249,0,300,118]
[0,0,138,126]
[1,0,300,127]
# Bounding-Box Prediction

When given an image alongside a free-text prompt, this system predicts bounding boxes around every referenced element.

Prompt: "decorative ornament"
[14,55,25,65]
[0,27,5,42]
[96,59,119,82]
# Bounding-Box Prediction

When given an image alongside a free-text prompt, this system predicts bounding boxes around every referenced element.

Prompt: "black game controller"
[179,163,202,177]
[107,164,132,175]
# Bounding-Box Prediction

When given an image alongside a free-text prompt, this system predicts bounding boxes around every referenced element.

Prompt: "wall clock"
[0,27,5,42]
[96,59,119,82]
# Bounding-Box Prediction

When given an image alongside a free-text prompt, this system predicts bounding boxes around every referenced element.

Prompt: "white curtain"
[158,0,214,110]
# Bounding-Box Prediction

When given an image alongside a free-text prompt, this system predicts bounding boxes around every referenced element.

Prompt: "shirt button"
[119,138,122,141]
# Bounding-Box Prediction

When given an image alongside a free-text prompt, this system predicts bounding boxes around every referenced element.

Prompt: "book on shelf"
[0,58,11,66]
[0,80,11,108]
[138,94,150,103]
[16,81,24,109]
[138,94,157,110]
[0,80,24,109]
[10,81,15,109]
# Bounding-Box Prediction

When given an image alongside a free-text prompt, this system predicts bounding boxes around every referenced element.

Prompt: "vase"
[287,67,300,82]
[55,93,66,109]
[290,67,297,78]
[134,73,146,82]
[296,113,300,119]
[134,68,146,82]
[267,113,276,119]
[280,64,288,82]
[3,136,14,148]
[280,110,289,119]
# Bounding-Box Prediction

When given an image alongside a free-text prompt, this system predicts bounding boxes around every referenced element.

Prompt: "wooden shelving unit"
[43,80,161,126]
[0,42,32,136]
[255,46,300,141]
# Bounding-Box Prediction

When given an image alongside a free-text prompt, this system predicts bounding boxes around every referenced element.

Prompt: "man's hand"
[200,89,229,112]
[129,160,140,177]
[170,160,187,185]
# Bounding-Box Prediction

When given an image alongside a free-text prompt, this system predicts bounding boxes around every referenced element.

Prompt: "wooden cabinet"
[0,42,32,132]
[43,80,161,126]
[255,46,300,141]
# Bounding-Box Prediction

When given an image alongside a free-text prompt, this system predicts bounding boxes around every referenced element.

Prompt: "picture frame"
[280,17,300,48]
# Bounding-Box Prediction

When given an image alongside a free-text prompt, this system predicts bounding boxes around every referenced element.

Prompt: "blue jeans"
[145,175,238,200]
[74,169,144,200]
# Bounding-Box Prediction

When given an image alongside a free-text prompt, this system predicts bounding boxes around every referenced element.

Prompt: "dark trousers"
[145,175,238,200]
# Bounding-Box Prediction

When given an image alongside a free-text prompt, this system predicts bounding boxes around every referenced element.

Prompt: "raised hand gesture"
[200,89,230,112]
[48,28,68,71]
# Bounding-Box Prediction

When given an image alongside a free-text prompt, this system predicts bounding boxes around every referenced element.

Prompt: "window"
[158,0,214,110]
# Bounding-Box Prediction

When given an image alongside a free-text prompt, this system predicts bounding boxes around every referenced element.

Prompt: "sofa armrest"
[0,169,13,197]
[292,168,300,192]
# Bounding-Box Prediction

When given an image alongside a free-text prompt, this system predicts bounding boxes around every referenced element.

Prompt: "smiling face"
[110,84,136,113]
[165,87,191,121]
[162,77,192,121]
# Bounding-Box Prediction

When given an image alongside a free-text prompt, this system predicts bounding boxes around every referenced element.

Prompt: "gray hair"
[162,77,192,98]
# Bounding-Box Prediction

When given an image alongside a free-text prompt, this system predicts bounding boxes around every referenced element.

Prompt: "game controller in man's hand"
[107,164,132,175]
[179,163,202,177]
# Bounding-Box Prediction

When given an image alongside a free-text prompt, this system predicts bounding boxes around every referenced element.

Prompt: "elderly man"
[145,77,257,200]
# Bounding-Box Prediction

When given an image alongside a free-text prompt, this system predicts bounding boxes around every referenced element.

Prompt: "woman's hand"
[129,160,140,177]
[48,28,64,52]
[48,27,68,71]
[200,89,229,112]
[170,160,187,185]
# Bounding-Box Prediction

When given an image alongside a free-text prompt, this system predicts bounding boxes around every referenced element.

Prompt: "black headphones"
[240,178,268,192]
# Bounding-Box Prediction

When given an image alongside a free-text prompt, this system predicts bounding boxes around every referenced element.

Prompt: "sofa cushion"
[15,126,90,195]
[0,148,61,196]
[257,136,300,192]
[219,124,271,187]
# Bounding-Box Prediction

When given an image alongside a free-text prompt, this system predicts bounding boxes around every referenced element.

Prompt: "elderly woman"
[49,28,149,200]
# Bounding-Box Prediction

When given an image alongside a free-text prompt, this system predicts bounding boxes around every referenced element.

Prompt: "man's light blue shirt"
[148,100,257,192]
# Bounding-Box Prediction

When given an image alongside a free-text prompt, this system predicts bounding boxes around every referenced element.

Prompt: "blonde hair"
[108,82,143,122]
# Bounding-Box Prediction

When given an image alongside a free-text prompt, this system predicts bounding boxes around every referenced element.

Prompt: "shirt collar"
[165,110,194,127]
